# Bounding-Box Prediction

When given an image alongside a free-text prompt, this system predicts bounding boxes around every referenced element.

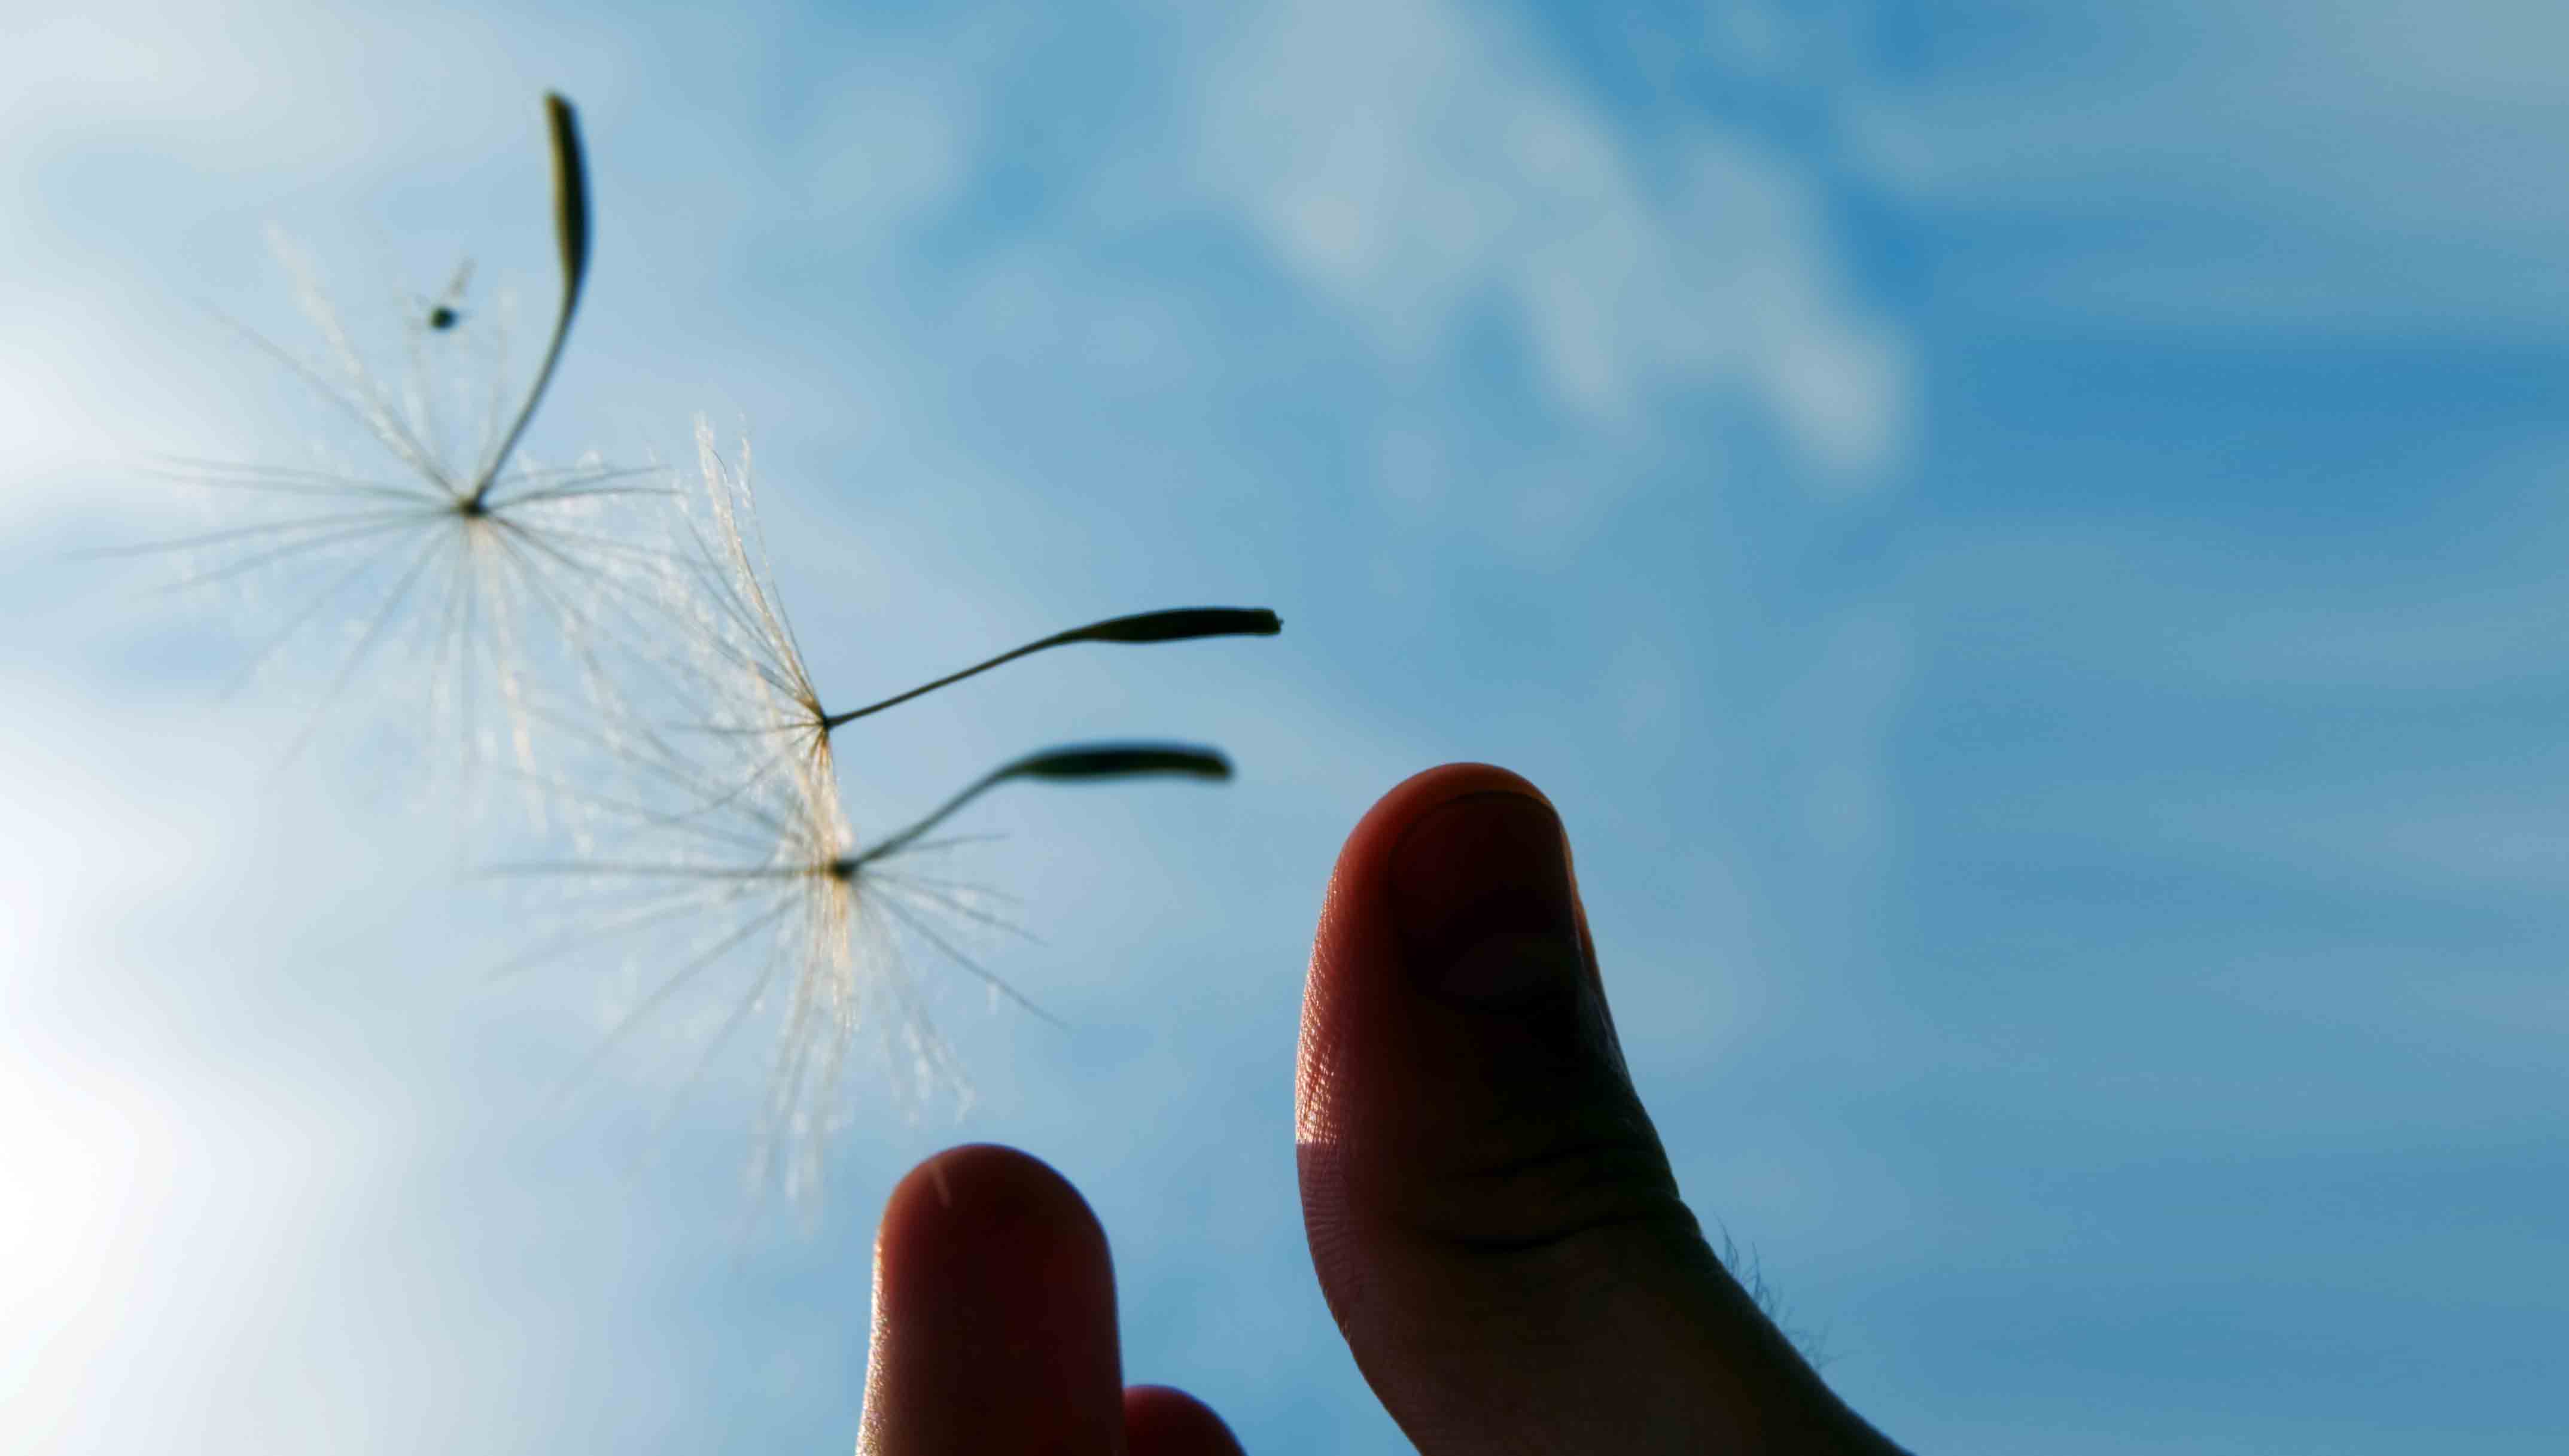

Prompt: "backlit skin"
[859,762,1909,1455]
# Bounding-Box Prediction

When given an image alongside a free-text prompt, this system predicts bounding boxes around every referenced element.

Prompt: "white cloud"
[1188,0,1909,480]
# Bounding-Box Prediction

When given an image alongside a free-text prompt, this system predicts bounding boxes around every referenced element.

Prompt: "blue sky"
[6,1,2567,1451]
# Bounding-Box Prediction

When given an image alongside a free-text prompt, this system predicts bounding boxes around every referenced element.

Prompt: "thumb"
[1296,763,1901,1455]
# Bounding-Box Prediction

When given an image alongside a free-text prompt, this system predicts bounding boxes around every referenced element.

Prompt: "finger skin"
[1123,1385,1248,1456]
[861,1144,1126,1456]
[1298,763,1904,1455]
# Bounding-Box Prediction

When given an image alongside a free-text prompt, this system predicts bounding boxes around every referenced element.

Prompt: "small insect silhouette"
[422,260,473,331]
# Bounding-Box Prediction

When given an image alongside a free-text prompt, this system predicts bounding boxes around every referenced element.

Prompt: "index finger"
[860,1144,1127,1456]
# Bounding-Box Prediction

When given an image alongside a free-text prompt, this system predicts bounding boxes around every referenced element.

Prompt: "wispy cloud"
[1186,0,1909,479]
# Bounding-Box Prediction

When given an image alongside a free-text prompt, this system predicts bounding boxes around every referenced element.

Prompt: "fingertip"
[875,1143,1107,1269]
[1302,761,1557,1048]
[863,1144,1122,1455]
[1299,761,1574,1141]
[1334,763,1554,884]
[1124,1384,1247,1456]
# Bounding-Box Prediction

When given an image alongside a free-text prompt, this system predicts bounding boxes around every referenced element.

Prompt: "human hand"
[858,763,1906,1454]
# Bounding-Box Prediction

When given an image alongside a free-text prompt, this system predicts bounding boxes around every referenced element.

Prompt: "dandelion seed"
[499,732,1235,1205]
[104,91,677,815]
[674,418,1280,817]
[510,427,1279,1204]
